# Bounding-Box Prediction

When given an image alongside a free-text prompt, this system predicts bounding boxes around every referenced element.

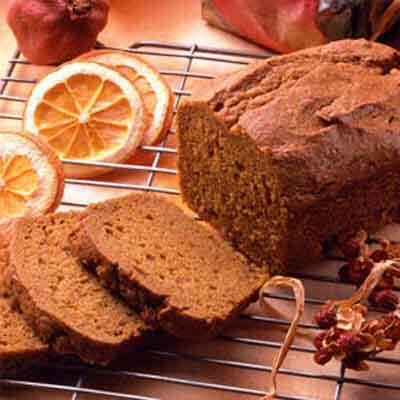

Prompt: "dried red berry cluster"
[338,232,400,310]
[314,302,400,370]
[314,261,400,371]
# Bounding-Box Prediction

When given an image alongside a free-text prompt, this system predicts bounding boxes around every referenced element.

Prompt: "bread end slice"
[10,211,151,365]
[0,234,48,377]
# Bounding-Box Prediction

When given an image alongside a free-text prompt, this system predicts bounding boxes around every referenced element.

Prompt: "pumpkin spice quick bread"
[70,193,268,340]
[177,39,400,274]
[10,211,151,365]
[0,234,48,376]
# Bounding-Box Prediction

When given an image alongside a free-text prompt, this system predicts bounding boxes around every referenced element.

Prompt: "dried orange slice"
[24,62,145,178]
[0,132,64,233]
[79,50,174,146]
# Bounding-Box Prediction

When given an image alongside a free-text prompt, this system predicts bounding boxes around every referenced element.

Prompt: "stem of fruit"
[67,0,93,18]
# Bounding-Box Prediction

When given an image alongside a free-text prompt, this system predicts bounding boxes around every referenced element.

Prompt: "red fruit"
[370,249,389,262]
[337,332,364,353]
[314,305,337,329]
[314,348,332,365]
[7,0,109,65]
[377,274,395,290]
[339,260,372,285]
[369,289,399,311]
[313,332,326,350]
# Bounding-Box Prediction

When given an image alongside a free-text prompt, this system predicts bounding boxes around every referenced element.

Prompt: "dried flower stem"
[333,260,400,311]
[259,277,305,400]
[314,260,400,370]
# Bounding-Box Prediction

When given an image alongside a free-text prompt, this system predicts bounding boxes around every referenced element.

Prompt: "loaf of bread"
[177,39,400,273]
[69,193,267,340]
[0,235,48,376]
[10,212,151,365]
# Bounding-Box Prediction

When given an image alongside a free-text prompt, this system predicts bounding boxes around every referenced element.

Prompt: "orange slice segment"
[79,51,174,146]
[24,62,145,178]
[0,132,64,233]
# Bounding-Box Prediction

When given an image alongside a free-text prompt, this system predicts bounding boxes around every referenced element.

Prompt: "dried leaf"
[337,304,365,332]
[359,333,376,353]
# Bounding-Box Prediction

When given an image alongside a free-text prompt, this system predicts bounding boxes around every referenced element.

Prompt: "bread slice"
[70,193,268,340]
[10,211,151,365]
[0,234,48,376]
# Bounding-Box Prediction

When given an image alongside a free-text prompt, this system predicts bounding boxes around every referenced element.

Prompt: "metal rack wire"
[0,41,399,400]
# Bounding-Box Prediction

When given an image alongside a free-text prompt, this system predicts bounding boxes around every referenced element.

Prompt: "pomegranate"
[7,0,109,65]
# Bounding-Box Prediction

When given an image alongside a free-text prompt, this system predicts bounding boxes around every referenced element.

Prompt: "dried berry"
[314,304,337,328]
[370,249,389,262]
[337,332,363,353]
[339,259,373,285]
[313,332,326,350]
[376,274,395,290]
[369,289,398,311]
[314,348,332,365]
[339,230,368,259]
[314,261,400,371]
[338,231,399,311]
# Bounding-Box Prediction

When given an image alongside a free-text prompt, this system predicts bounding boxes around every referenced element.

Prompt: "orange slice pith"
[0,132,64,232]
[24,62,145,178]
[79,51,174,146]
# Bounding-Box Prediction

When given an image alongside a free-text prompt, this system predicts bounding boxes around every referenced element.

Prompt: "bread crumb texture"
[177,39,400,273]
[75,193,268,340]
[11,211,150,365]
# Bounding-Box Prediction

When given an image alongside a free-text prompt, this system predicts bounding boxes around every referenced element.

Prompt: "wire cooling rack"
[1,41,400,400]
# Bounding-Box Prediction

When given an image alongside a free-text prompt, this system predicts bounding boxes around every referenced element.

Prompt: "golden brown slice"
[71,193,268,340]
[24,62,145,178]
[10,211,151,365]
[0,234,48,376]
